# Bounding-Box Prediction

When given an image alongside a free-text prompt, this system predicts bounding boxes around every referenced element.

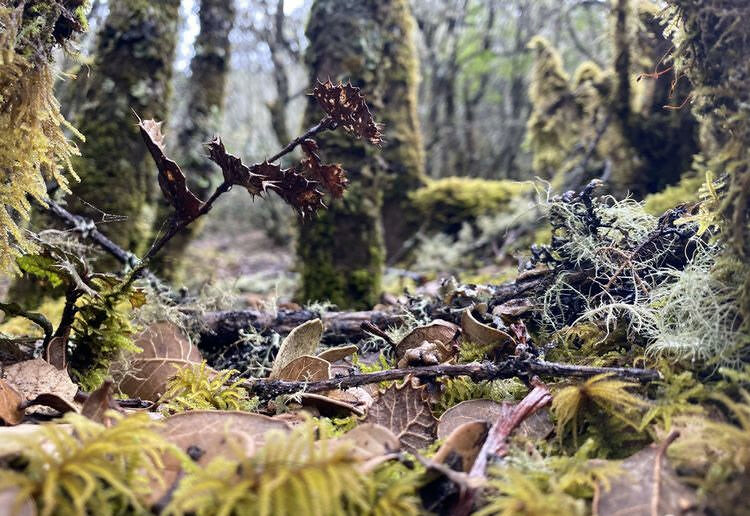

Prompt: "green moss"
[411,177,532,232]
[643,172,703,215]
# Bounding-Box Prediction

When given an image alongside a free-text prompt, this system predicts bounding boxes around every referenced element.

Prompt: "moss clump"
[160,362,259,413]
[411,177,532,233]
[0,3,85,274]
[0,412,178,516]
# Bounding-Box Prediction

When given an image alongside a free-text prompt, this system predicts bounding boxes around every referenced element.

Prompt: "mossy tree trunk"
[376,0,425,259]
[150,0,235,280]
[666,0,750,326]
[65,0,180,268]
[299,0,424,309]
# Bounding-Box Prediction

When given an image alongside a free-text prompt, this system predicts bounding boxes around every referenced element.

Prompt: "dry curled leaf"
[395,320,460,362]
[2,358,78,416]
[317,344,358,363]
[299,392,364,417]
[437,399,553,442]
[45,332,68,370]
[339,423,400,471]
[593,432,702,516]
[364,381,437,452]
[461,307,515,353]
[433,421,489,473]
[139,119,204,221]
[114,322,202,401]
[0,378,24,425]
[312,79,383,145]
[270,318,324,379]
[277,355,331,382]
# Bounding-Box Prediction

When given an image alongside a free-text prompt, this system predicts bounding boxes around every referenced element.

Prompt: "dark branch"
[266,116,336,163]
[244,358,660,399]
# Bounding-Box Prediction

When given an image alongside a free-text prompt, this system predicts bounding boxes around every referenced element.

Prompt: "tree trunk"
[59,0,179,270]
[298,0,419,309]
[150,0,235,280]
[377,0,426,259]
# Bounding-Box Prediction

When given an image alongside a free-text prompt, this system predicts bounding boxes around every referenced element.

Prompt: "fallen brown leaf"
[317,344,358,363]
[460,307,515,353]
[2,358,78,416]
[437,399,553,442]
[395,320,460,362]
[114,322,202,401]
[277,355,331,382]
[433,421,489,473]
[593,431,703,516]
[269,319,324,379]
[0,379,24,425]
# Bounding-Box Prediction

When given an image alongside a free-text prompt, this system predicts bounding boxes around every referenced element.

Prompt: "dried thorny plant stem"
[244,358,659,400]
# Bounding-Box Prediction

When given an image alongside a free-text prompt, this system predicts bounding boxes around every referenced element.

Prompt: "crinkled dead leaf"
[317,344,358,363]
[395,320,460,362]
[364,381,437,452]
[139,118,204,221]
[2,358,78,416]
[437,399,553,441]
[270,318,324,379]
[593,432,702,516]
[398,340,455,368]
[277,355,331,382]
[433,421,489,473]
[114,322,202,401]
[312,79,383,145]
[0,378,24,425]
[461,307,515,353]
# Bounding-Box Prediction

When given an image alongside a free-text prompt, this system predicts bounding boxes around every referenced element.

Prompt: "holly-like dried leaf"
[312,79,383,145]
[0,378,24,425]
[114,322,202,401]
[461,308,515,353]
[437,399,553,442]
[277,355,331,381]
[206,137,264,194]
[253,161,325,218]
[593,432,702,516]
[433,421,489,473]
[395,320,460,361]
[270,318,324,379]
[317,344,358,363]
[139,118,204,221]
[364,381,437,452]
[298,139,348,198]
[206,140,325,218]
[2,358,78,416]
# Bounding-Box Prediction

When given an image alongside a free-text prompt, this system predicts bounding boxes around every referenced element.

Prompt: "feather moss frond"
[0,412,179,516]
[165,420,369,516]
[160,361,259,413]
[552,373,647,445]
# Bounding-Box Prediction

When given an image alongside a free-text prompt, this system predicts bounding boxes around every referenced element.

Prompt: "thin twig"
[244,358,660,399]
[266,116,335,163]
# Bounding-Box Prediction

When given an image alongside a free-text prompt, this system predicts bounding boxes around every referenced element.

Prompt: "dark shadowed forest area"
[2,0,750,514]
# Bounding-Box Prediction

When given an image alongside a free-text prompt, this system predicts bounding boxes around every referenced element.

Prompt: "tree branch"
[243,358,660,399]
[266,116,335,163]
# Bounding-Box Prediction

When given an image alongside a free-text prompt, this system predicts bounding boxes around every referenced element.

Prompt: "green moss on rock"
[411,177,532,232]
